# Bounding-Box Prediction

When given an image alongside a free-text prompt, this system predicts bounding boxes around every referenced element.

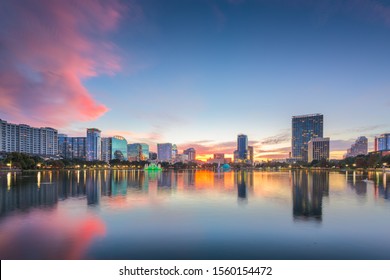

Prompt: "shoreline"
[1,167,389,173]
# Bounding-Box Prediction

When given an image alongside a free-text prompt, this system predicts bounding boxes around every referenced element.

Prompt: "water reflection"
[292,171,329,222]
[1,170,390,260]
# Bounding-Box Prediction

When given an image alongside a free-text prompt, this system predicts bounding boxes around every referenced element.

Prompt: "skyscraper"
[237,134,248,162]
[86,128,101,161]
[58,134,72,159]
[345,136,368,158]
[101,137,111,162]
[127,143,141,161]
[157,143,172,161]
[308,137,330,162]
[71,137,86,160]
[140,143,149,160]
[292,114,323,162]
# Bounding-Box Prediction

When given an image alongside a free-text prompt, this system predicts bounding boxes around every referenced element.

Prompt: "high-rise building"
[375,133,390,152]
[233,150,239,163]
[58,134,73,159]
[71,137,86,160]
[292,114,323,162]
[101,137,111,162]
[183,148,196,161]
[0,118,58,156]
[111,136,127,161]
[308,137,330,162]
[157,143,172,161]
[140,143,149,160]
[248,146,254,164]
[127,143,141,161]
[172,144,178,159]
[86,128,101,161]
[345,136,368,158]
[237,134,248,161]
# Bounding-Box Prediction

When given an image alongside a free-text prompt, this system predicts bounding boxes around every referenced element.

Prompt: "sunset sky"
[1,0,390,161]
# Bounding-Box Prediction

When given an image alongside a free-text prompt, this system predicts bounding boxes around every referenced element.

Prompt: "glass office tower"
[157,143,173,161]
[112,136,128,161]
[292,114,323,162]
[237,134,248,161]
[86,128,101,161]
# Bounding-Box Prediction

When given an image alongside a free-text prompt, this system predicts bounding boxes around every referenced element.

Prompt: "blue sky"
[1,0,390,160]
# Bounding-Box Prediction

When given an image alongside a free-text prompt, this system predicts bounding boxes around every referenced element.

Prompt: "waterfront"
[0,170,389,260]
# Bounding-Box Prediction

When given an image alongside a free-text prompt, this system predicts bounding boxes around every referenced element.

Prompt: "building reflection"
[346,171,367,196]
[183,170,195,187]
[236,171,248,204]
[158,172,172,188]
[0,171,58,216]
[370,172,389,201]
[292,171,329,222]
[86,171,101,206]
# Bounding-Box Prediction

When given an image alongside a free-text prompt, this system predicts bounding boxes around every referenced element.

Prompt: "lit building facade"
[183,148,196,161]
[86,128,101,161]
[58,134,73,159]
[237,134,248,161]
[0,118,58,156]
[308,137,330,162]
[101,137,112,162]
[140,143,149,160]
[375,133,390,152]
[292,114,323,162]
[127,143,141,161]
[345,136,368,158]
[71,137,86,160]
[157,143,172,161]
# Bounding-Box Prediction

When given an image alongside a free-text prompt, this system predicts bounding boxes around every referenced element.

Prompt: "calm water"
[0,170,389,260]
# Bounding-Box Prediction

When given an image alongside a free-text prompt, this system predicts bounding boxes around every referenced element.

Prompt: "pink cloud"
[0,0,130,128]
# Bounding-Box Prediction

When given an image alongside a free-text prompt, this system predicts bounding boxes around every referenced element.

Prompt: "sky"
[1,0,390,161]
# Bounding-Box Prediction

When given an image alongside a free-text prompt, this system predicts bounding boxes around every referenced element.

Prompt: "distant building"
[58,134,72,159]
[157,143,172,161]
[292,114,323,162]
[233,150,239,163]
[101,137,111,162]
[208,153,225,164]
[71,137,86,160]
[140,143,149,160]
[127,143,141,161]
[345,136,368,158]
[102,136,128,162]
[308,137,330,162]
[248,146,254,164]
[176,154,189,162]
[0,118,58,156]
[172,144,178,159]
[375,133,390,152]
[237,134,248,161]
[183,148,196,161]
[86,128,101,161]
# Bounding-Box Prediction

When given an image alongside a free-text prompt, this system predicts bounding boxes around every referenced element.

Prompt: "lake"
[0,170,389,259]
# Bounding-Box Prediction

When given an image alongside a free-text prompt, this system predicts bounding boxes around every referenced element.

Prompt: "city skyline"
[1,116,389,162]
[1,0,390,161]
